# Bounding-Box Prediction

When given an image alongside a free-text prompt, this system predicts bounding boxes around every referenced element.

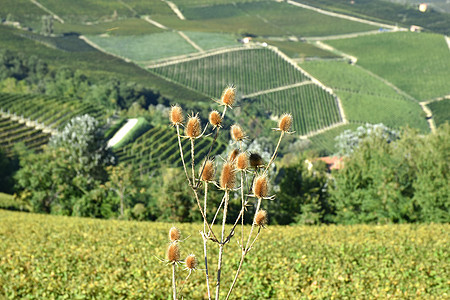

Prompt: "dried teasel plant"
[163,86,290,300]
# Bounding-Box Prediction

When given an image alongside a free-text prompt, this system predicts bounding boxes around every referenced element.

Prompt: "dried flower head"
[170,105,183,125]
[279,114,293,132]
[221,86,235,107]
[169,227,181,242]
[185,254,198,270]
[167,243,180,263]
[231,124,245,142]
[255,210,268,227]
[249,153,264,169]
[200,160,215,182]
[209,110,222,127]
[185,115,201,139]
[220,162,236,189]
[253,175,268,199]
[228,149,239,162]
[236,152,248,170]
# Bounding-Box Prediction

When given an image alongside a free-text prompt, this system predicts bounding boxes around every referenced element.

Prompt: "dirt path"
[117,0,138,16]
[313,41,357,64]
[178,31,204,52]
[164,0,186,20]
[107,118,138,148]
[445,36,450,51]
[306,29,386,42]
[142,16,169,30]
[298,121,347,139]
[419,102,436,133]
[285,0,405,31]
[0,110,58,136]
[30,0,65,24]
[243,81,313,98]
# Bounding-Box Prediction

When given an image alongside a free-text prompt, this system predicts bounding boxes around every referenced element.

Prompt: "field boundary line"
[79,35,133,63]
[419,102,436,133]
[312,41,357,64]
[164,0,186,20]
[267,45,348,123]
[107,118,138,148]
[30,0,65,24]
[178,31,204,52]
[284,0,406,31]
[445,36,450,51]
[0,110,58,136]
[142,16,168,30]
[299,121,347,139]
[306,30,386,42]
[118,0,138,16]
[243,81,313,98]
[146,45,250,68]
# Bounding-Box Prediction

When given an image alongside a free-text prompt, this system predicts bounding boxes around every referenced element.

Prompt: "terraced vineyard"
[114,125,227,175]
[427,99,450,127]
[307,123,361,155]
[0,115,50,154]
[0,93,106,130]
[151,47,308,97]
[248,84,343,135]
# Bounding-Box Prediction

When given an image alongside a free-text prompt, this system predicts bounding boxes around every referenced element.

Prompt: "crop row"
[1,209,448,298]
[114,126,226,175]
[151,48,308,97]
[0,93,105,130]
[249,84,342,135]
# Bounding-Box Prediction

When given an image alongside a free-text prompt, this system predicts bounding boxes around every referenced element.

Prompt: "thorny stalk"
[215,190,229,300]
[176,125,191,186]
[203,183,212,300]
[191,139,196,185]
[172,263,177,300]
[265,131,285,174]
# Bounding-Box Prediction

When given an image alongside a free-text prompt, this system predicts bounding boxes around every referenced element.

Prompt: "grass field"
[182,31,239,51]
[259,40,340,59]
[151,47,308,97]
[427,99,450,127]
[152,1,377,37]
[86,33,198,63]
[327,32,450,101]
[1,209,448,298]
[301,60,430,132]
[307,123,361,155]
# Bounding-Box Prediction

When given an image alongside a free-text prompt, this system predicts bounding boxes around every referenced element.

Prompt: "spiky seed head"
[170,105,183,125]
[221,86,235,107]
[249,153,264,169]
[255,210,268,227]
[228,149,239,162]
[236,152,248,170]
[253,175,268,199]
[231,124,245,142]
[209,110,222,127]
[220,162,236,189]
[185,254,198,270]
[169,227,181,242]
[186,115,201,139]
[279,114,293,132]
[167,243,180,263]
[200,160,215,182]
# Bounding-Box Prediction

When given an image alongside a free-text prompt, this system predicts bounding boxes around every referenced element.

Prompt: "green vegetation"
[182,31,239,50]
[307,123,360,155]
[327,32,450,101]
[248,84,342,135]
[152,48,308,97]
[427,99,450,127]
[114,125,227,176]
[1,209,448,298]
[260,40,339,59]
[86,33,197,63]
[111,118,151,149]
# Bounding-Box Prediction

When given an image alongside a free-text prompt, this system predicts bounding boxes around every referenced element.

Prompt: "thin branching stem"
[240,172,245,250]
[176,125,191,186]
[215,190,229,300]
[265,131,284,174]
[191,188,219,243]
[211,193,226,229]
[203,184,211,300]
[191,139,196,184]
[172,263,177,300]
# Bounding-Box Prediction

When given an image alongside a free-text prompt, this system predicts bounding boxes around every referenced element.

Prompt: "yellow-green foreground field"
[0,210,448,299]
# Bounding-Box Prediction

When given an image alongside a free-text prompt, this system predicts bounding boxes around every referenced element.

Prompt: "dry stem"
[172,263,177,300]
[215,190,229,300]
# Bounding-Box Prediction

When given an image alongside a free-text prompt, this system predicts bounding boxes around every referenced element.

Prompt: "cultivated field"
[327,32,450,101]
[1,210,448,299]
[427,99,450,127]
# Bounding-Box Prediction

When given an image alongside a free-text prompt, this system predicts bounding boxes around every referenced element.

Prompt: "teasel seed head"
[220,162,236,190]
[255,210,268,227]
[185,115,201,139]
[221,86,235,108]
[185,254,198,270]
[169,226,181,242]
[167,242,180,263]
[228,149,239,163]
[253,174,268,199]
[209,110,222,128]
[231,124,245,142]
[170,105,183,126]
[200,159,215,182]
[249,153,264,169]
[236,152,248,170]
[279,113,293,132]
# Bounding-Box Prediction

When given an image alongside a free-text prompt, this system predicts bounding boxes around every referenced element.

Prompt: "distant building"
[239,37,252,44]
[305,156,345,173]
[410,25,423,32]
[419,3,428,12]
